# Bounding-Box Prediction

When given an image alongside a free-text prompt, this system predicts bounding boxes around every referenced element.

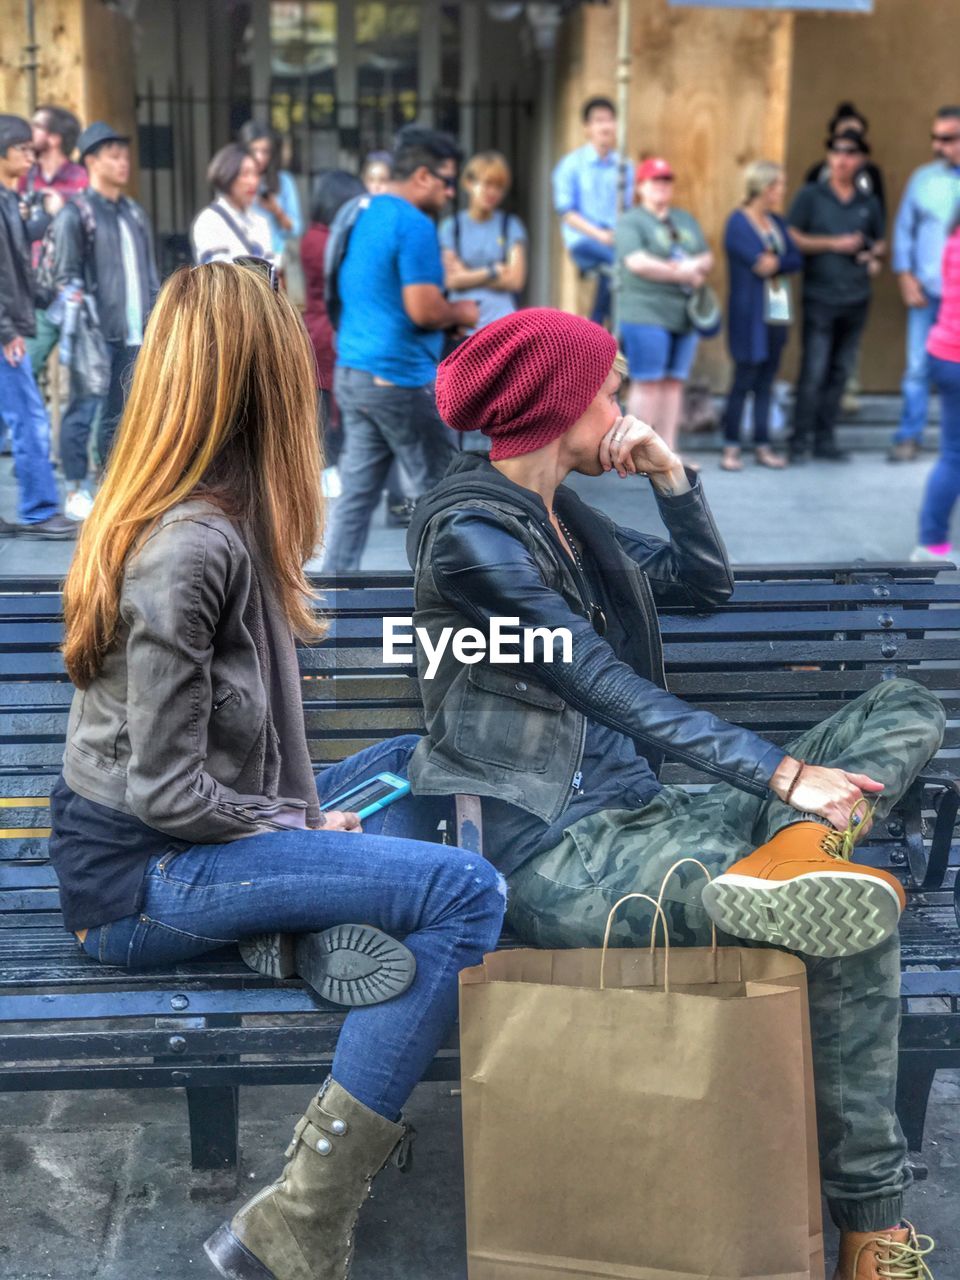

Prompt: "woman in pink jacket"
[914,210,960,559]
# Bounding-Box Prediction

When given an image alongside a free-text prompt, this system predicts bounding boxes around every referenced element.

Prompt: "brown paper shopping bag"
[460,863,824,1280]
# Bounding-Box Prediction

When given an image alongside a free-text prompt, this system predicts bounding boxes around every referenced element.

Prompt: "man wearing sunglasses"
[889,105,960,463]
[324,125,478,572]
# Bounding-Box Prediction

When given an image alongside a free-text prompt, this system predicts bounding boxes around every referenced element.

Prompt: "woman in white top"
[190,144,275,266]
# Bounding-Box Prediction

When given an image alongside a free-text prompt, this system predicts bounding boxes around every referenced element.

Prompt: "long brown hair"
[63,262,323,688]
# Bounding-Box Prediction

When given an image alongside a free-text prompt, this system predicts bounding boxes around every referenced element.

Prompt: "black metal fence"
[136,80,536,271]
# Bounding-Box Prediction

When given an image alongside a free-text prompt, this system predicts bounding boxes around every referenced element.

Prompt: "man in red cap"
[405,306,944,1280]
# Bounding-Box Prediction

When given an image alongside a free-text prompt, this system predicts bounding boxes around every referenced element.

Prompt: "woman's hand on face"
[319,809,363,833]
[600,415,682,479]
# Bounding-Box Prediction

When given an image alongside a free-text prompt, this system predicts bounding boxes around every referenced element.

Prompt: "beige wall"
[554,0,794,388]
[0,0,136,183]
[787,0,960,391]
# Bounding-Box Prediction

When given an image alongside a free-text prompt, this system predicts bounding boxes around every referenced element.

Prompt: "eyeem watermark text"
[383,617,573,679]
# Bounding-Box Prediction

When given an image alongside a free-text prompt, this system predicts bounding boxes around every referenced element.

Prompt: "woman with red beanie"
[405,306,945,1279]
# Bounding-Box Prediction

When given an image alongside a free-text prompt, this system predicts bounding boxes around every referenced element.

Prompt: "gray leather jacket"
[406,456,784,824]
[63,500,319,842]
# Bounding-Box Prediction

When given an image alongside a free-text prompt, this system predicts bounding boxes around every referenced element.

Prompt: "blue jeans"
[323,367,457,572]
[895,297,941,444]
[918,354,960,545]
[722,334,788,446]
[81,737,506,1120]
[0,352,60,524]
[569,239,615,326]
[61,341,139,481]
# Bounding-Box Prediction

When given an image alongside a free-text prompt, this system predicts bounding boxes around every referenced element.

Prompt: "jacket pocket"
[454,664,565,774]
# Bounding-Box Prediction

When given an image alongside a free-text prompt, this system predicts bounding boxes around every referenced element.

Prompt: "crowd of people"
[3,95,960,557]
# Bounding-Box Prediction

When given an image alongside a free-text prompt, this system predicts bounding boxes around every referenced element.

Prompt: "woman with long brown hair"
[51,260,505,1280]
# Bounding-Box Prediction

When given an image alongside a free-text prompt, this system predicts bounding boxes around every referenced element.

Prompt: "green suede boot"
[204,1079,412,1280]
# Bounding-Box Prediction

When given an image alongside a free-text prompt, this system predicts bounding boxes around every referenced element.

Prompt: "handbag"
[459,859,824,1279]
[71,295,111,399]
[763,222,794,327]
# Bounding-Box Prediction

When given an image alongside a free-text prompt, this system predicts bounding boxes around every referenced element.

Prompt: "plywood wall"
[554,0,794,389]
[0,0,135,181]
[787,0,960,391]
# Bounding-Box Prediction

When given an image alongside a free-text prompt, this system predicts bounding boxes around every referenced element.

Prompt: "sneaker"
[701,801,905,958]
[910,544,953,563]
[65,489,95,521]
[812,441,852,462]
[17,513,79,540]
[385,497,417,528]
[0,516,18,539]
[321,465,342,499]
[888,440,920,463]
[833,1221,934,1280]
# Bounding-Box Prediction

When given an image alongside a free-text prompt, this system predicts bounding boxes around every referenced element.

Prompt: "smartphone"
[320,771,411,820]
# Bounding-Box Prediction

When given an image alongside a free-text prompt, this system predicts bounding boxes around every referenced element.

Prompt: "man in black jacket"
[55,122,158,508]
[0,115,75,539]
[408,308,946,1276]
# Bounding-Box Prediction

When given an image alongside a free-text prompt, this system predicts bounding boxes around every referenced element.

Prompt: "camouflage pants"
[506,678,946,1232]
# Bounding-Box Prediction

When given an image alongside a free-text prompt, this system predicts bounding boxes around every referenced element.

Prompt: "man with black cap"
[0,114,76,539]
[788,127,886,463]
[55,121,158,509]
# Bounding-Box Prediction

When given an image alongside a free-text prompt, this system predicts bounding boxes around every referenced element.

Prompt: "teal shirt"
[615,206,708,332]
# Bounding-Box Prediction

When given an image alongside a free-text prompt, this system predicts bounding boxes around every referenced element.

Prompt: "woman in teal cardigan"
[722,161,803,471]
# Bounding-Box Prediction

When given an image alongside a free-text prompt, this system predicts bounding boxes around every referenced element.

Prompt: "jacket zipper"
[212,690,235,713]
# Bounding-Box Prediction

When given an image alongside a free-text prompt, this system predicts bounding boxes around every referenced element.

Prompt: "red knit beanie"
[435,308,619,460]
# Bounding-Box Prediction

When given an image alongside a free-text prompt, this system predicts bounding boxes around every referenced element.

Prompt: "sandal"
[720,448,743,472]
[755,447,787,469]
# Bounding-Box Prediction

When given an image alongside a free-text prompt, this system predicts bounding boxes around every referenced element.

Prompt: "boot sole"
[700,870,902,958]
[296,924,416,1006]
[240,924,416,1006]
[204,1224,277,1280]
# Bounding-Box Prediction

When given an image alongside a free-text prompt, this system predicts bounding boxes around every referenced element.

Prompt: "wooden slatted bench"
[2,565,959,1175]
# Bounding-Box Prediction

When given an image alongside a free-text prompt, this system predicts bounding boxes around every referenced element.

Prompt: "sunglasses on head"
[234,255,280,293]
[831,145,861,156]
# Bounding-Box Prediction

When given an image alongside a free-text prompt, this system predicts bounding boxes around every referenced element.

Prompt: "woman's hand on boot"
[770,755,884,831]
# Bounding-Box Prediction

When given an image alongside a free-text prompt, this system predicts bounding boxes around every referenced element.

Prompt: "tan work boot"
[833,1222,935,1278]
[701,802,905,958]
[204,1079,412,1280]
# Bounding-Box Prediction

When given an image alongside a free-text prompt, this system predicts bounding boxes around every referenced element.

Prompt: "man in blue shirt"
[889,105,960,461]
[324,127,479,572]
[552,97,632,326]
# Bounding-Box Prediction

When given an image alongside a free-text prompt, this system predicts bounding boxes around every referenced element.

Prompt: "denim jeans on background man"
[894,296,941,444]
[0,352,60,524]
[59,340,138,482]
[323,367,457,571]
[918,354,960,546]
[80,736,506,1121]
[569,239,615,326]
[791,297,870,452]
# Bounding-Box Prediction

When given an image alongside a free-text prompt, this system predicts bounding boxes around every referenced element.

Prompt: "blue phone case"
[321,771,411,820]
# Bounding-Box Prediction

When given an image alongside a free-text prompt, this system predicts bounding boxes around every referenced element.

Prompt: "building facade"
[2,0,959,389]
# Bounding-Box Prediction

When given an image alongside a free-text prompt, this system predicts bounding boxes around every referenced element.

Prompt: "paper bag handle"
[601,893,671,993]
[656,857,719,981]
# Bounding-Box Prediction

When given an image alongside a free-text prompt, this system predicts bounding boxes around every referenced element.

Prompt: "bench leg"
[895,1057,937,1154]
[186,1085,240,1170]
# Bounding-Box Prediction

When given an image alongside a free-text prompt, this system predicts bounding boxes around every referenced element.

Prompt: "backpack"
[34,193,97,310]
[323,194,371,331]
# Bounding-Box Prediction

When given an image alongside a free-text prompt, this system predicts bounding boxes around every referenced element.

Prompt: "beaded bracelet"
[784,760,806,806]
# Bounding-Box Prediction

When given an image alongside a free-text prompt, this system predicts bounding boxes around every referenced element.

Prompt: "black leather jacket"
[406,455,784,824]
[55,189,159,344]
[0,186,35,346]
